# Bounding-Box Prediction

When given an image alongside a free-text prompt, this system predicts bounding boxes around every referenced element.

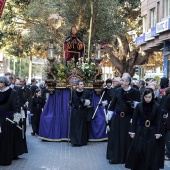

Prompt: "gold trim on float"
[38,136,108,142]
[38,136,69,142]
[88,138,108,142]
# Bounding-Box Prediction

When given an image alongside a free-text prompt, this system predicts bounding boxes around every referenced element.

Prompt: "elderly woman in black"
[125,88,164,170]
[0,76,24,165]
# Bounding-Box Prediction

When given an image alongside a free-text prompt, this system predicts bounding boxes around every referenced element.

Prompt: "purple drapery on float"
[39,89,108,141]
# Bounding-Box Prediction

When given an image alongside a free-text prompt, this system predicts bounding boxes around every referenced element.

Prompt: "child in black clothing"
[30,89,45,135]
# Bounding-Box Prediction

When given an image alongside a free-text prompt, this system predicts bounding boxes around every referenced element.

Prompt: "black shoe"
[71,144,78,147]
[31,132,35,136]
[12,156,19,160]
[165,155,170,160]
[109,159,116,164]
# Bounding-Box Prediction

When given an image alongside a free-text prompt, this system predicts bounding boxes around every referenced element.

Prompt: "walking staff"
[68,84,73,145]
[103,101,111,133]
[6,118,22,130]
[92,90,105,119]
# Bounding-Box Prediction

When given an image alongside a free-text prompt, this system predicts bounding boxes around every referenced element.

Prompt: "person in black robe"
[30,89,45,135]
[100,79,115,110]
[4,72,21,94]
[157,87,170,161]
[125,88,164,170]
[69,80,91,146]
[138,80,146,99]
[30,78,38,97]
[18,77,32,127]
[0,76,26,165]
[164,88,170,160]
[106,75,140,164]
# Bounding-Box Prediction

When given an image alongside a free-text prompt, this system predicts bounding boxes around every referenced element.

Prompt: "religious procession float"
[39,19,108,142]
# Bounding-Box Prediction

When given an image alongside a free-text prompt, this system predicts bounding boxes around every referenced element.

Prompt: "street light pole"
[87,1,93,59]
[13,59,15,74]
[19,58,22,77]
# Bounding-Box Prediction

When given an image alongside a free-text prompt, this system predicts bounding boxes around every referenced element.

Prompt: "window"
[143,15,147,32]
[160,67,163,73]
[150,8,156,27]
[164,0,170,17]
[152,68,156,73]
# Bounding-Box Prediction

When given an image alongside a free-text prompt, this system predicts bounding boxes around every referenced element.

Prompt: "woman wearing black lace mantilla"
[125,88,164,170]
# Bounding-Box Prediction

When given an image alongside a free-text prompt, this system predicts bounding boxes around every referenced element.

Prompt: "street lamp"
[47,41,55,64]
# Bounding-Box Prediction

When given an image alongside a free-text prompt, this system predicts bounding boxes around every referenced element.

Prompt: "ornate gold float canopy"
[45,56,104,95]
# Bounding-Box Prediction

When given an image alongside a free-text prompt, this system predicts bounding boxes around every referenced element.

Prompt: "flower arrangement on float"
[77,58,96,82]
[46,56,97,84]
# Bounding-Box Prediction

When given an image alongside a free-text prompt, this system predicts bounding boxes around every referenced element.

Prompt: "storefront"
[163,41,170,79]
[136,18,170,79]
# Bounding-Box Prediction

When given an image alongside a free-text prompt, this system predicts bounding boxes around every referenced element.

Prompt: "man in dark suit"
[30,78,38,97]
[18,77,32,126]
[138,80,146,99]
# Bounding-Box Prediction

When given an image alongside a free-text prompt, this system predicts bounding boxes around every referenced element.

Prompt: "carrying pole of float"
[87,1,93,59]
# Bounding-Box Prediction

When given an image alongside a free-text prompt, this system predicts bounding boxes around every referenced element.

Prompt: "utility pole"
[19,58,22,77]
[28,55,32,83]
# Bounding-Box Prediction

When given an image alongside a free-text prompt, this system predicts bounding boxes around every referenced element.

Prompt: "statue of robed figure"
[63,26,85,63]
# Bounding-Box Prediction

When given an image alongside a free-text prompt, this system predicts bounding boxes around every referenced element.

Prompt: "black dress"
[101,87,116,110]
[107,87,140,164]
[0,88,26,165]
[30,97,45,134]
[69,89,91,146]
[125,102,164,170]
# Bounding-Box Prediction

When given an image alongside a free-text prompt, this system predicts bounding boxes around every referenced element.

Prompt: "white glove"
[84,99,91,106]
[106,111,113,121]
[21,108,25,119]
[102,100,108,106]
[13,113,21,124]
[163,113,168,119]
[133,101,139,108]
[130,119,132,124]
[25,101,29,107]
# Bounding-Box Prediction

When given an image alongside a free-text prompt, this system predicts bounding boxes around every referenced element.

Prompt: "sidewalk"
[0,125,169,170]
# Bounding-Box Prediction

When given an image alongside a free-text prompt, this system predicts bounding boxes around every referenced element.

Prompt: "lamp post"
[45,41,57,94]
[47,41,55,63]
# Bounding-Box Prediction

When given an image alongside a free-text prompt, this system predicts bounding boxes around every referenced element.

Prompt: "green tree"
[1,0,161,77]
[62,0,151,76]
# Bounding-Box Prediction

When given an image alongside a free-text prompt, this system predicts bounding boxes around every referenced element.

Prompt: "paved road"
[0,125,170,170]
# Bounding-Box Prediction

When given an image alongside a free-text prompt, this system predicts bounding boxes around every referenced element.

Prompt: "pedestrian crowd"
[68,73,170,170]
[0,71,170,170]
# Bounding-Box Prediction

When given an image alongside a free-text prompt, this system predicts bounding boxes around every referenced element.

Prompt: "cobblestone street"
[0,125,170,170]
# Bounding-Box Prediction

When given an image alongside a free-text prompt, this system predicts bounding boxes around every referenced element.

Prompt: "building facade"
[136,0,170,78]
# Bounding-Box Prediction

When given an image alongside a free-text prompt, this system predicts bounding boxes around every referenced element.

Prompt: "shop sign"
[145,29,155,41]
[151,27,159,37]
[135,34,146,46]
[156,18,170,33]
